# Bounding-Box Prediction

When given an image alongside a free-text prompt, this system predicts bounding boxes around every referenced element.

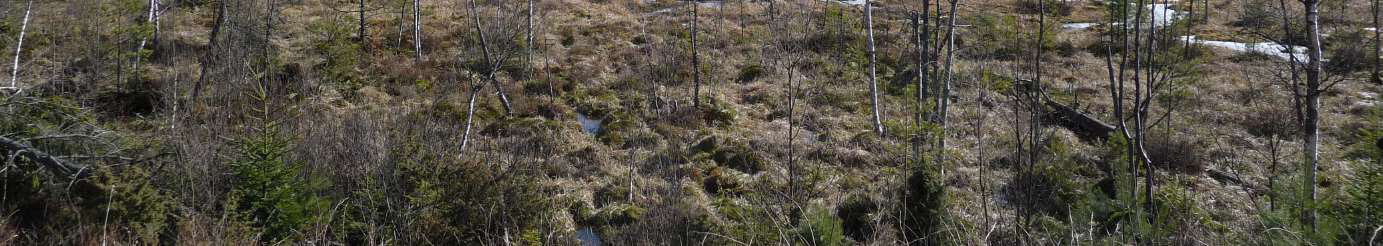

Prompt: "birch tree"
[413,0,422,60]
[865,0,884,136]
[1298,0,1326,231]
[8,0,33,90]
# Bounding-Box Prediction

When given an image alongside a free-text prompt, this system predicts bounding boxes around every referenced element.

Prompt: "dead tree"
[459,74,485,152]
[865,0,884,136]
[466,0,516,115]
[0,136,91,180]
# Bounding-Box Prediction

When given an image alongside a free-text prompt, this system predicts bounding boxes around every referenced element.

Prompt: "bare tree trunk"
[9,0,32,89]
[865,0,884,136]
[413,0,422,61]
[938,0,959,169]
[1374,0,1381,84]
[359,0,368,50]
[1301,0,1324,231]
[397,0,406,48]
[527,0,535,76]
[692,2,702,108]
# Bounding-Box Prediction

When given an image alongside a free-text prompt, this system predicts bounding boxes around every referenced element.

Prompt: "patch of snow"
[1361,91,1379,99]
[1181,36,1310,61]
[695,0,723,7]
[1148,4,1182,27]
[1062,23,1098,30]
[1366,27,1378,32]
[822,0,867,6]
[651,7,678,15]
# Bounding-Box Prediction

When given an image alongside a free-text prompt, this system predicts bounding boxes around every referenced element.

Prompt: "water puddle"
[576,112,603,135]
[577,227,603,246]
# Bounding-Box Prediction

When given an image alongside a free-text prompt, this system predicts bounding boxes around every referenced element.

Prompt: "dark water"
[576,227,602,246]
[576,113,602,135]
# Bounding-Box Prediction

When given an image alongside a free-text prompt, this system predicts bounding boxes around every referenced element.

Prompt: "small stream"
[576,113,603,135]
[576,227,603,246]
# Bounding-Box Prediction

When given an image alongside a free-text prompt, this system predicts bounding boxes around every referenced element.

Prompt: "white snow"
[1063,23,1098,30]
[823,0,867,6]
[695,0,723,7]
[1148,4,1182,27]
[1181,36,1310,61]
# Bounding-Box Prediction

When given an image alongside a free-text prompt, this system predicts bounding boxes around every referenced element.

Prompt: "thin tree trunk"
[865,0,884,136]
[1373,0,1380,84]
[528,0,535,78]
[9,0,32,89]
[193,0,228,104]
[939,0,959,170]
[397,0,406,48]
[459,80,484,153]
[692,2,702,108]
[360,0,367,45]
[911,10,928,172]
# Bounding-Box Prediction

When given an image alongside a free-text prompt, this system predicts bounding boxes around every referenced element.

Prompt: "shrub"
[1325,31,1377,75]
[1017,0,1074,17]
[404,157,552,243]
[1144,137,1206,174]
[1232,0,1278,29]
[837,195,878,241]
[226,125,327,242]
[1337,149,1383,243]
[800,208,846,246]
[736,64,765,83]
[899,166,946,244]
[1004,164,1081,218]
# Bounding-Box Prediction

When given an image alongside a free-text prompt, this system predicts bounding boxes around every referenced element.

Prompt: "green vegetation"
[2,0,1381,244]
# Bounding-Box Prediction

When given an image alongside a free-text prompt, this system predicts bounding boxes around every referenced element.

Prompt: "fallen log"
[1206,168,1266,196]
[1019,81,1264,194]
[1043,99,1117,142]
[0,136,90,180]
